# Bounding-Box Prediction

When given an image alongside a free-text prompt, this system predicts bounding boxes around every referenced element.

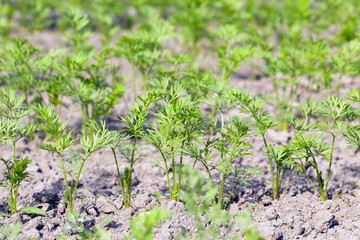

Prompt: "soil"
[1,31,360,240]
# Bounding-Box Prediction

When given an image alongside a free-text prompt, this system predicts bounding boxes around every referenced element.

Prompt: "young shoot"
[287,97,351,201]
[146,81,206,201]
[114,90,164,208]
[216,24,256,83]
[35,106,112,210]
[229,88,292,200]
[0,88,45,217]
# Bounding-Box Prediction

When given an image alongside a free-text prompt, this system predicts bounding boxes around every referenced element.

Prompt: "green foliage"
[260,38,331,131]
[330,39,360,96]
[16,0,53,32]
[116,17,173,100]
[229,88,289,200]
[35,105,76,210]
[0,88,44,216]
[125,208,172,240]
[145,79,206,201]
[57,209,113,240]
[343,89,360,161]
[0,221,41,240]
[185,84,263,207]
[3,2,360,239]
[112,89,164,208]
[35,106,113,210]
[176,166,264,240]
[0,221,22,240]
[168,0,215,53]
[286,97,352,201]
[64,50,125,131]
[61,8,93,53]
[215,24,256,83]
[0,38,42,123]
[0,0,13,38]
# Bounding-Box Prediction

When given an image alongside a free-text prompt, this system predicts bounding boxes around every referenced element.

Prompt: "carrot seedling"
[0,89,45,217]
[113,90,164,208]
[35,106,112,211]
[229,88,292,200]
[287,97,351,201]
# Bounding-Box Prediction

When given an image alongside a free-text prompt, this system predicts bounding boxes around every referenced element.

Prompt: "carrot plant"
[343,89,360,169]
[125,208,172,240]
[169,0,214,53]
[143,79,206,201]
[148,78,207,201]
[178,166,264,240]
[214,116,258,208]
[194,84,262,207]
[111,90,164,208]
[216,24,256,83]
[116,17,173,101]
[300,39,330,102]
[37,48,71,118]
[16,0,52,33]
[330,39,360,97]
[145,90,189,200]
[229,89,294,200]
[260,42,302,132]
[261,39,330,131]
[58,208,113,239]
[286,97,352,201]
[35,106,113,210]
[61,8,93,53]
[0,0,13,38]
[0,89,46,217]
[1,38,41,124]
[200,81,234,136]
[158,53,215,100]
[61,50,124,134]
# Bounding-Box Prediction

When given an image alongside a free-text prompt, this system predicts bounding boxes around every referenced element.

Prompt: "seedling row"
[1,0,360,239]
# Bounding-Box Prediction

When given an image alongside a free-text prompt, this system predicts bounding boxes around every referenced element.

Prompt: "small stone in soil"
[264,208,277,221]
[310,210,334,233]
[86,207,97,216]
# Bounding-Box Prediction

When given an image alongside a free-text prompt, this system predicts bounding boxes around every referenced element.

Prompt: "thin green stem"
[223,181,238,210]
[281,86,290,131]
[275,167,287,200]
[111,147,125,201]
[274,166,280,199]
[220,42,230,83]
[160,150,172,199]
[300,159,321,197]
[260,132,276,200]
[325,120,336,200]
[58,153,69,196]
[273,79,283,131]
[170,145,177,200]
[10,187,15,214]
[13,186,19,213]
[71,157,87,209]
[177,140,186,201]
[127,137,137,205]
[305,147,325,199]
[219,146,235,207]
